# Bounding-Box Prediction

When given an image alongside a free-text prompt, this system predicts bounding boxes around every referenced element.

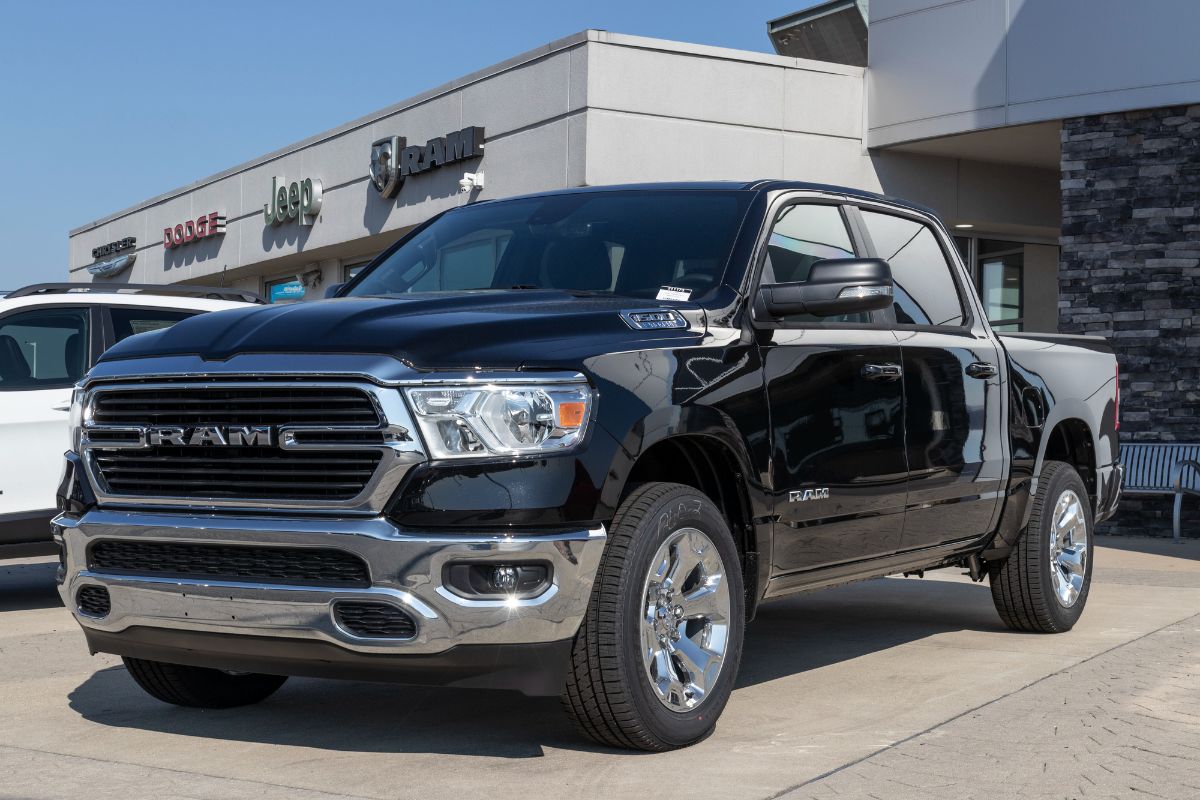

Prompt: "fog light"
[491,566,518,592]
[443,562,552,601]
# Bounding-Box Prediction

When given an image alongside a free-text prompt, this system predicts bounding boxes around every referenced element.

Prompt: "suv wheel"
[123,657,287,708]
[562,482,745,751]
[989,460,1094,633]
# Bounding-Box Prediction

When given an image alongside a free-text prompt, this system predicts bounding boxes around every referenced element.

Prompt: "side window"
[858,210,966,327]
[761,203,867,324]
[108,307,196,343]
[0,307,89,391]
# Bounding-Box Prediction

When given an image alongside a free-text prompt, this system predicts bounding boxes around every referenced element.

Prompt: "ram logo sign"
[788,488,830,503]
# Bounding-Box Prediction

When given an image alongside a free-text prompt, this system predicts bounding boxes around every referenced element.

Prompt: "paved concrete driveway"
[1,536,1198,800]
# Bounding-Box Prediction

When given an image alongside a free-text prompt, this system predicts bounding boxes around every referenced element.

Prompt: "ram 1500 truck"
[55,182,1122,751]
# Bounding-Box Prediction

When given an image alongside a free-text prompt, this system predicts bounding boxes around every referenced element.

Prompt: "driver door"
[756,200,908,575]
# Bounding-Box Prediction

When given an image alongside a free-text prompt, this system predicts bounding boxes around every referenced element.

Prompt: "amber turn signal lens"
[558,401,586,428]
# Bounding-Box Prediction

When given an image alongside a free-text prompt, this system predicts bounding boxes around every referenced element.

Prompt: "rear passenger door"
[852,205,1006,551]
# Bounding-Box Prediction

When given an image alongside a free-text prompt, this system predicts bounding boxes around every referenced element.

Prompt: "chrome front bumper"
[55,510,606,657]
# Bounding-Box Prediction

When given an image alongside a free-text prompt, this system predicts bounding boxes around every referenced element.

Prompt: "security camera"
[458,171,484,193]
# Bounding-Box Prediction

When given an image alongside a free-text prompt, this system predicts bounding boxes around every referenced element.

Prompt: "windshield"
[346,190,752,300]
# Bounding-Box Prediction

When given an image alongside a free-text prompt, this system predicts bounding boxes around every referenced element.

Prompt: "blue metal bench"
[1119,443,1200,541]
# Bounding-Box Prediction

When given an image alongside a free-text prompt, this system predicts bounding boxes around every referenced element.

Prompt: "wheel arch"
[599,405,767,617]
[1040,417,1098,509]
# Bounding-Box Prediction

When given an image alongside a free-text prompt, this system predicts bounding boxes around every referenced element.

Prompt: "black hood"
[100,291,703,369]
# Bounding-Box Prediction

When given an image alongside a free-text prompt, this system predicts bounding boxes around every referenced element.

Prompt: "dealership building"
[68,1,1200,533]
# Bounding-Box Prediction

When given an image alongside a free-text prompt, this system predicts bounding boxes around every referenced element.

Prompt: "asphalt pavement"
[1,535,1198,800]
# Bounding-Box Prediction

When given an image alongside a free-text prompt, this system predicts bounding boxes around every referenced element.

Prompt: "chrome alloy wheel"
[1048,489,1089,608]
[640,527,732,712]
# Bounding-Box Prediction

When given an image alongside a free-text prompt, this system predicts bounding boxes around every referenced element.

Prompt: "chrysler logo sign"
[92,237,136,260]
[88,253,136,278]
[370,126,484,198]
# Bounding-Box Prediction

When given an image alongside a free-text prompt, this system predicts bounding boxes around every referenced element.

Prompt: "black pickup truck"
[55,181,1121,751]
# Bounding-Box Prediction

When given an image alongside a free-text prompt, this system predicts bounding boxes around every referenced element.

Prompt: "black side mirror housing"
[324,282,347,299]
[755,258,893,319]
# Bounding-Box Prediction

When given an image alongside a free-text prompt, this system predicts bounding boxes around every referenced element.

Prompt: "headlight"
[405,382,592,459]
[67,387,85,453]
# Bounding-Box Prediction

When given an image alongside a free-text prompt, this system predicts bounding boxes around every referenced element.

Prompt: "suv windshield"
[346,190,752,300]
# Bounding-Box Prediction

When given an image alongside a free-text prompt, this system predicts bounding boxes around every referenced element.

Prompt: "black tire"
[123,657,287,709]
[989,461,1094,633]
[562,482,745,751]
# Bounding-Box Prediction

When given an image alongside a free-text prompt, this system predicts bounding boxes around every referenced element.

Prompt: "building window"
[977,240,1025,331]
[266,277,306,304]
[343,258,373,283]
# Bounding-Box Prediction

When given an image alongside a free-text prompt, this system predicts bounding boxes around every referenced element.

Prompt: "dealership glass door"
[954,236,1033,332]
[976,240,1024,331]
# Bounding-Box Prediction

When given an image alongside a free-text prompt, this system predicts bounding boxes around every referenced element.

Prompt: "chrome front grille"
[91,386,381,426]
[80,380,425,512]
[92,447,383,501]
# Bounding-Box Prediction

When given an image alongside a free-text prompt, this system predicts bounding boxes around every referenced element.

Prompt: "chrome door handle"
[862,363,903,381]
[966,362,997,379]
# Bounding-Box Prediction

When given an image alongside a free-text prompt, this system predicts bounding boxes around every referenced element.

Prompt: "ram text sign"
[370,126,484,198]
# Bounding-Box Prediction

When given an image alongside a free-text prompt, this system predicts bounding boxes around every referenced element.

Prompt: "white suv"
[0,283,261,556]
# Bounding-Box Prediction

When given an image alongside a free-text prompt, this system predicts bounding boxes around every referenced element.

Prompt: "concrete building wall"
[868,0,1200,147]
[577,35,1060,239]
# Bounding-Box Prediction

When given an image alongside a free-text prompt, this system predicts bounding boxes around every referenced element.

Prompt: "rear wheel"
[989,460,1093,633]
[123,657,287,708]
[562,482,745,751]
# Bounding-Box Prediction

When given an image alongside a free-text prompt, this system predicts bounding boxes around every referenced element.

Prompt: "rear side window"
[858,210,965,327]
[108,307,195,343]
[0,307,89,390]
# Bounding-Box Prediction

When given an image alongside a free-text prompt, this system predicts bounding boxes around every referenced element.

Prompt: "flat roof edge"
[591,30,863,75]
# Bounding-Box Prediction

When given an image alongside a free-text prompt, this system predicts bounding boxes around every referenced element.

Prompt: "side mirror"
[755,258,893,319]
[324,282,346,299]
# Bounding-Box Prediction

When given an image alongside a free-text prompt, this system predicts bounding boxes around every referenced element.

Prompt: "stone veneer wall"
[1059,104,1200,536]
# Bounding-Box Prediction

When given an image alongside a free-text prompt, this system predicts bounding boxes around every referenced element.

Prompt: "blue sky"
[0,0,817,289]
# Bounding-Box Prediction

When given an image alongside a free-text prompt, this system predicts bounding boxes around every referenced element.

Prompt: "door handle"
[862,363,903,381]
[52,399,71,412]
[965,362,997,380]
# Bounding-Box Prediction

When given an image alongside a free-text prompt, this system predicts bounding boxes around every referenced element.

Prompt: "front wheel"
[562,482,745,751]
[990,460,1094,633]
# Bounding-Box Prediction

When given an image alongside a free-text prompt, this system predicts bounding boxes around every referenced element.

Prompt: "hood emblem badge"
[620,309,688,331]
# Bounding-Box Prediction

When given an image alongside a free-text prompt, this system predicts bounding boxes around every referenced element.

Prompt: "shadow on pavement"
[0,559,62,612]
[737,575,1004,689]
[67,576,1004,758]
[1095,533,1200,561]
